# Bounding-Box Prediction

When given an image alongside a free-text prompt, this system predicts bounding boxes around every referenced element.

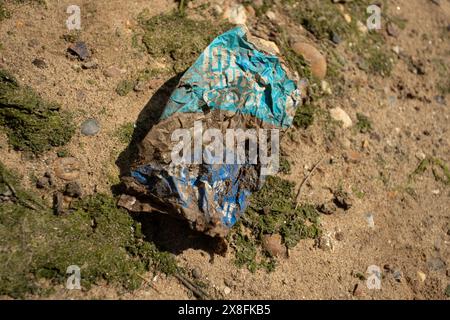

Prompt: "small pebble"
[32,58,47,69]
[223,4,247,25]
[344,150,363,164]
[81,118,100,136]
[353,284,363,297]
[68,41,91,61]
[435,95,446,105]
[44,171,54,186]
[321,80,332,95]
[64,181,82,198]
[54,157,81,181]
[224,279,234,288]
[330,107,353,128]
[133,80,148,92]
[392,46,401,56]
[265,10,277,22]
[356,21,368,33]
[192,268,202,279]
[262,234,287,257]
[343,13,352,24]
[318,202,337,215]
[103,66,123,78]
[333,190,353,210]
[317,234,333,251]
[335,231,345,241]
[36,177,49,189]
[386,22,399,37]
[417,271,426,282]
[82,60,98,69]
[392,269,403,282]
[331,31,342,44]
[28,39,39,48]
[211,5,223,17]
[223,286,231,295]
[427,257,446,271]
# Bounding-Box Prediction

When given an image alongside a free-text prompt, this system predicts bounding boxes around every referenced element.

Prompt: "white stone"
[256,38,280,54]
[392,46,401,55]
[357,20,368,33]
[224,5,247,25]
[212,5,223,17]
[321,80,332,95]
[265,10,276,22]
[417,271,426,282]
[343,13,352,24]
[330,107,353,128]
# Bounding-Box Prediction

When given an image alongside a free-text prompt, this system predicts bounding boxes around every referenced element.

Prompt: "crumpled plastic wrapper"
[120,26,301,238]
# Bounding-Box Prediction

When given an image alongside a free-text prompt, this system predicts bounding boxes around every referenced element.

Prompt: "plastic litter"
[120,26,302,238]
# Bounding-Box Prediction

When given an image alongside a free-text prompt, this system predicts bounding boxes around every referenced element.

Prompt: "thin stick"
[295,155,326,209]
[137,274,161,294]
[174,273,209,300]
[3,179,17,197]
[179,0,185,13]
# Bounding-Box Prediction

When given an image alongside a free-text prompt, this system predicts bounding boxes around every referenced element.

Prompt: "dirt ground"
[0,0,449,299]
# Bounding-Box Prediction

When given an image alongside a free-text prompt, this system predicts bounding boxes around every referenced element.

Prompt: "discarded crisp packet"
[120,26,301,238]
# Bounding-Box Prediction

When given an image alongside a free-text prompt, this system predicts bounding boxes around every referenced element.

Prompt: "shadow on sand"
[114,73,226,259]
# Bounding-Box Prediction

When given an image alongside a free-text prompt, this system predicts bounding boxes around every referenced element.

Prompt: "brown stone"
[262,234,287,258]
[54,157,81,181]
[344,150,363,163]
[292,42,327,79]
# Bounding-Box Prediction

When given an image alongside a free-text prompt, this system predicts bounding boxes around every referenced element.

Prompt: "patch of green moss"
[0,69,74,154]
[114,122,134,144]
[355,113,372,133]
[115,79,134,96]
[352,186,365,199]
[61,31,81,43]
[361,41,393,76]
[0,161,178,298]
[0,0,45,21]
[283,0,393,77]
[293,103,315,129]
[409,157,450,186]
[230,176,321,272]
[287,0,353,41]
[138,11,232,73]
[0,1,10,21]
[279,157,291,175]
[231,232,276,273]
